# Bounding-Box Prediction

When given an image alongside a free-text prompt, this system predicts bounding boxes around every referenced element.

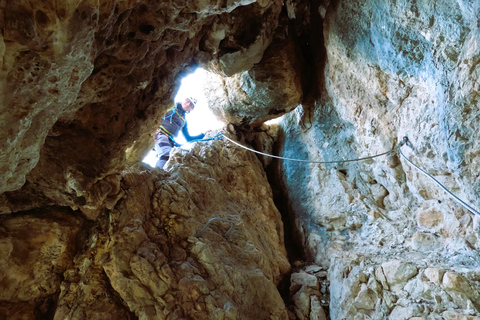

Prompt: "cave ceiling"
[0,0,314,217]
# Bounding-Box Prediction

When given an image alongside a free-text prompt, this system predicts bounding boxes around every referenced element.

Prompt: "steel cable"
[222,133,479,216]
[222,134,396,164]
[398,139,480,216]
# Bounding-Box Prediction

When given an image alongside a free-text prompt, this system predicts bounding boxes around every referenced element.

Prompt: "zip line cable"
[220,133,480,216]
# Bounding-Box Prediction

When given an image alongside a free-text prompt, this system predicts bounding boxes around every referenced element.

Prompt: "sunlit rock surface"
[1,134,290,319]
[204,24,303,126]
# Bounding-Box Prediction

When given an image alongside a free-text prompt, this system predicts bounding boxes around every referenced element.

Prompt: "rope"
[398,137,480,216]
[222,133,396,164]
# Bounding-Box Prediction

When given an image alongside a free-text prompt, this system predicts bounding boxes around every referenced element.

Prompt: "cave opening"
[142,68,225,167]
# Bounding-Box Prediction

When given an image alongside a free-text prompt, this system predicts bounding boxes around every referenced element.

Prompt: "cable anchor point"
[399,136,411,148]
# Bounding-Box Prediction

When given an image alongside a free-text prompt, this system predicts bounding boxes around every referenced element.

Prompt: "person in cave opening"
[153,97,205,168]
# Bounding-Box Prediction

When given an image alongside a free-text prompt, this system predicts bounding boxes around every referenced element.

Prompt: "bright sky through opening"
[143,68,224,167]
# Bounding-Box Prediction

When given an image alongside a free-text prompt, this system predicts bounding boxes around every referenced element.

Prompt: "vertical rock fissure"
[265,133,333,319]
[264,0,331,260]
[265,143,307,265]
[263,150,306,318]
[261,1,334,318]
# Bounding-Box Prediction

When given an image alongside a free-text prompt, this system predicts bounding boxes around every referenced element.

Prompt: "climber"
[152,97,205,168]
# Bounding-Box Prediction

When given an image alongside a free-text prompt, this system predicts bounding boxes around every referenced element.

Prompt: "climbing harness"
[152,105,185,146]
[156,125,174,138]
[154,132,223,155]
[221,133,480,217]
[162,105,184,123]
[152,126,176,152]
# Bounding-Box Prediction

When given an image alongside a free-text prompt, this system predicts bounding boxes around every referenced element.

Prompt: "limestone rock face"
[0,0,283,216]
[0,208,85,318]
[1,0,480,319]
[201,0,284,77]
[53,135,290,320]
[289,265,329,320]
[204,26,303,126]
[329,257,480,320]
[274,0,480,319]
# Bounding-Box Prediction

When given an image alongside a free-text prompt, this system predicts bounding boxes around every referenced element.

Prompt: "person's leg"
[155,135,172,168]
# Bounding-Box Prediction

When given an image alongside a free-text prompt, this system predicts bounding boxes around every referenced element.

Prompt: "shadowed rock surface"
[1,0,479,319]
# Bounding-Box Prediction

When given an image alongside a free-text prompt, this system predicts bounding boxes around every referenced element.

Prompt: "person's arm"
[182,122,205,142]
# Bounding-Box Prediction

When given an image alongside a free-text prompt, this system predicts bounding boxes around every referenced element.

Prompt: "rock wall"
[203,20,303,126]
[0,0,283,218]
[0,208,86,319]
[0,0,294,318]
[272,0,480,319]
[1,135,291,319]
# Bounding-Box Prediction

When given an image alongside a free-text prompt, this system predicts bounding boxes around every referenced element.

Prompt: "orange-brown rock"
[0,0,284,218]
[0,208,85,319]
[54,132,290,319]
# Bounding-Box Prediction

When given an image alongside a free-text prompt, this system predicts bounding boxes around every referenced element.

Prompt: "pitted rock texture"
[0,0,283,217]
[53,134,290,320]
[204,23,303,126]
[0,208,85,319]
